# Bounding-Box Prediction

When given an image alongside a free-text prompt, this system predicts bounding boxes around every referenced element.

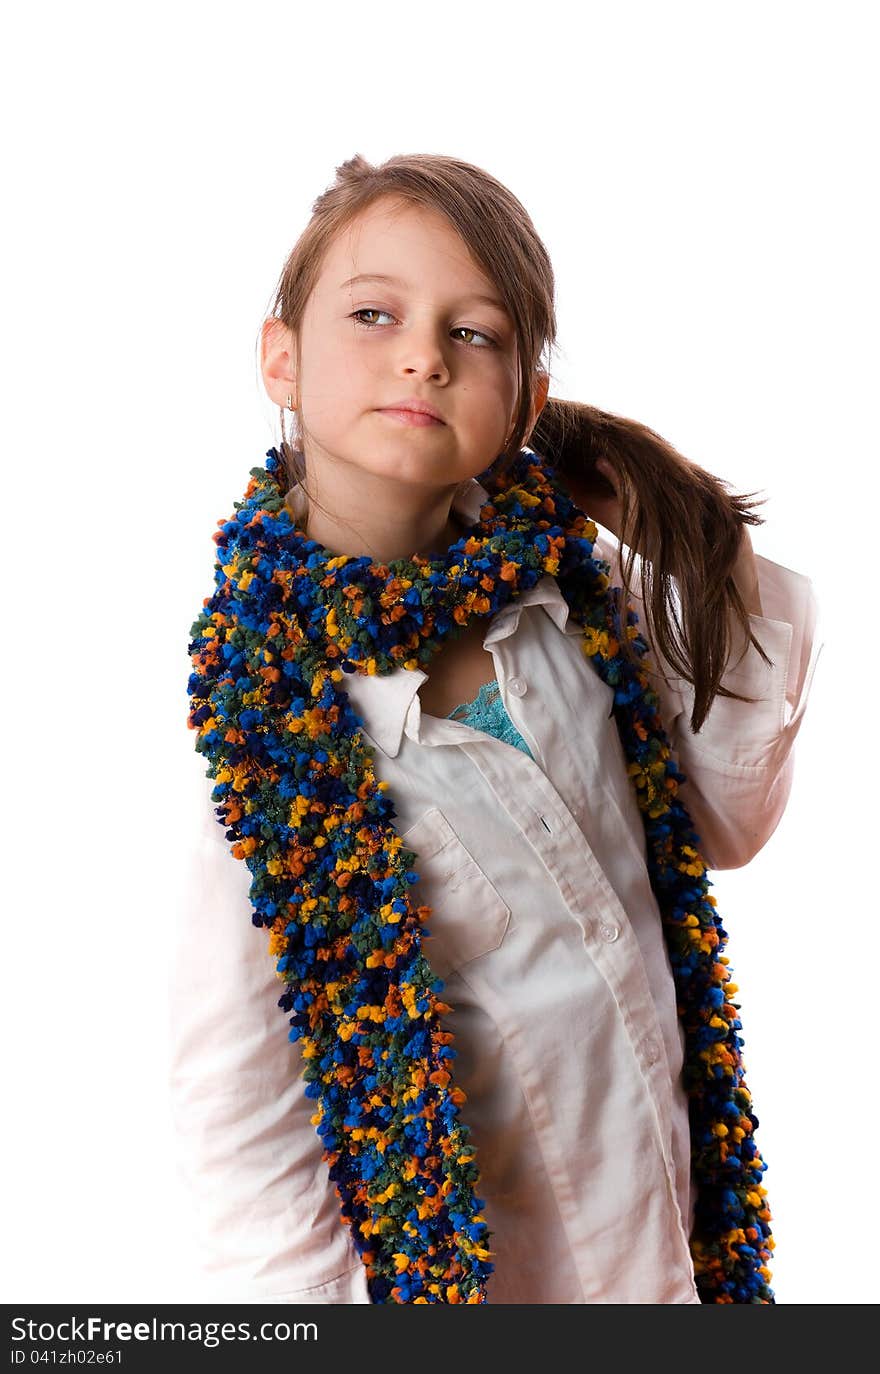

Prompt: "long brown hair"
[262,152,772,734]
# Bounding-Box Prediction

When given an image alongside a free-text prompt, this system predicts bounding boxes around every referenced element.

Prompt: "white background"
[3,0,875,1305]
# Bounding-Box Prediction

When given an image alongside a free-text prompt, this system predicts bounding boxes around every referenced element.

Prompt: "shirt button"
[599,921,620,942]
[507,676,527,696]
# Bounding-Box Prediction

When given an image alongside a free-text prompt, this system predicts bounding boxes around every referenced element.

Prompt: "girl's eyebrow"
[339,272,510,316]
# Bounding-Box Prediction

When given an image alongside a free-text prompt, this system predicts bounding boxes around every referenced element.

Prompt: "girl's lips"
[377,408,445,427]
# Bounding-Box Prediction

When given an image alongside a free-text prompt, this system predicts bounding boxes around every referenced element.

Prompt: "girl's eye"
[350,308,497,349]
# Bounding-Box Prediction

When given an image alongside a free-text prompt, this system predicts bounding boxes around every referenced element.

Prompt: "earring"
[286,392,297,412]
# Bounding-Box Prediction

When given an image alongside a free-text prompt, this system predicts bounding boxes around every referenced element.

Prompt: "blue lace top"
[445,680,534,760]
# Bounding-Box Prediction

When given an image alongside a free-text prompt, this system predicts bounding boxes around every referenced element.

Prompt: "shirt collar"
[284,472,584,759]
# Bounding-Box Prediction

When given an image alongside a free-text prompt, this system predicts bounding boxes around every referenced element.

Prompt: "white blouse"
[168,475,823,1305]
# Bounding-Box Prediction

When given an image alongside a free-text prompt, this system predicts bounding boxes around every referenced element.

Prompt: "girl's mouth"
[377,409,445,427]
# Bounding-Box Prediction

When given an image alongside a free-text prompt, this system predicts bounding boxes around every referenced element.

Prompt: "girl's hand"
[577,457,763,618]
[577,456,627,545]
[569,455,644,555]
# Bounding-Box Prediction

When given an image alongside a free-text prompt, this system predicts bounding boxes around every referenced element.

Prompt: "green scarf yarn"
[186,446,775,1304]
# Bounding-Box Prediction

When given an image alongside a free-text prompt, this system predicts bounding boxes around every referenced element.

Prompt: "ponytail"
[531,398,774,735]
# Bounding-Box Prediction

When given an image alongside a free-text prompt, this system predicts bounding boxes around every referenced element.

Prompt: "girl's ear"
[534,370,550,415]
[261,318,297,408]
[525,370,551,439]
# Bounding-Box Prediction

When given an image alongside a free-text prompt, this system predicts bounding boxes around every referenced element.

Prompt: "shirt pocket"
[398,806,511,980]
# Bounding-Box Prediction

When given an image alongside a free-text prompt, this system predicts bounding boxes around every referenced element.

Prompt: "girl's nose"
[396,324,452,378]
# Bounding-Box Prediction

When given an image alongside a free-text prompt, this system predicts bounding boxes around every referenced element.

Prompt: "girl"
[171,153,822,1305]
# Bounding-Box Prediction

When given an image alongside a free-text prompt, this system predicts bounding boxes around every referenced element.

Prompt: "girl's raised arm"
[167,751,371,1304]
[591,526,823,871]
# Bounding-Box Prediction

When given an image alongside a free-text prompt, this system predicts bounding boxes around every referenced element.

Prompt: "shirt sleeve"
[591,528,825,871]
[167,752,372,1304]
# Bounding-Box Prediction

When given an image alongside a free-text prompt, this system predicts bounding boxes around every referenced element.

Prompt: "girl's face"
[278,196,529,494]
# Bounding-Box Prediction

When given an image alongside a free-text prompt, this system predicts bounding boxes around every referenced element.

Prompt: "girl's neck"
[288,490,467,564]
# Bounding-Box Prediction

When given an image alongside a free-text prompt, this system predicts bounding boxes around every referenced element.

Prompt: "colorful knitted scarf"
[186,445,775,1304]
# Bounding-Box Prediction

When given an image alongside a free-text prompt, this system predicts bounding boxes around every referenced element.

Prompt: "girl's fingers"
[594,456,617,488]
